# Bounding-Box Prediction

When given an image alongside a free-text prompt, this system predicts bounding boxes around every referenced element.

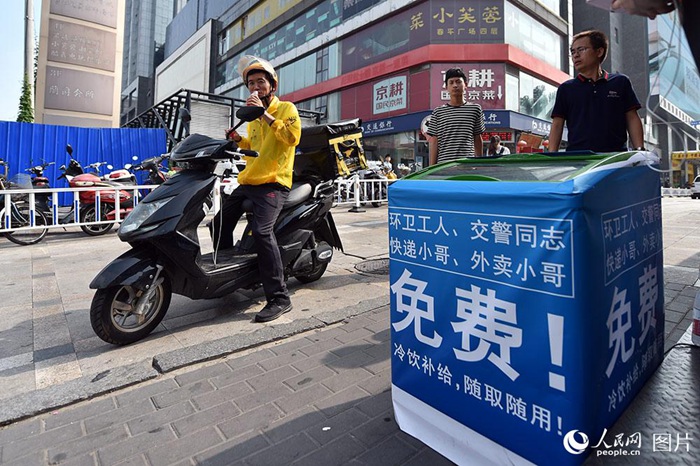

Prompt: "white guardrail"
[332,176,396,208]
[661,187,693,197]
[1,178,395,235]
[4,181,692,235]
[0,184,160,233]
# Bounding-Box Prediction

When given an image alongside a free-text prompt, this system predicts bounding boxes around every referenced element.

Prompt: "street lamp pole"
[24,0,35,109]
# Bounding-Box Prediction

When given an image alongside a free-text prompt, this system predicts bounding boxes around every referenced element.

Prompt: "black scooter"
[89,107,344,345]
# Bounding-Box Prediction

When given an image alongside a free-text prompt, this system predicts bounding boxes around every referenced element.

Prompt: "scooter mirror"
[107,164,114,170]
[132,155,139,161]
[236,106,265,122]
[66,144,73,156]
[124,164,132,170]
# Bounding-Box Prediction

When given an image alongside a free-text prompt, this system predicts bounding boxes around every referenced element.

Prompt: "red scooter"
[57,145,136,236]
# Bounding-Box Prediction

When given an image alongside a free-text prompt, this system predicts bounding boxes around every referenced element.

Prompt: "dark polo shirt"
[551,71,641,152]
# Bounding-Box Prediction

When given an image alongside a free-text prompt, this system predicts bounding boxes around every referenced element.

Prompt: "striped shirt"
[427,103,486,162]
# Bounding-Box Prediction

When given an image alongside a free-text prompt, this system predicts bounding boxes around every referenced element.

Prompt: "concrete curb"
[0,295,391,427]
[0,360,158,427]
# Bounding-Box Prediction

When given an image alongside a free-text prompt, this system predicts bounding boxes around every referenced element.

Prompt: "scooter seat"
[241,182,313,212]
[285,182,313,207]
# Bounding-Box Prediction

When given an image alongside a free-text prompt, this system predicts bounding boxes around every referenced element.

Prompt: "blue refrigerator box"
[389,152,664,465]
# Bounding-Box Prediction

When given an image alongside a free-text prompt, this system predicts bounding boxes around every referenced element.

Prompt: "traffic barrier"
[661,187,692,197]
[1,178,390,236]
[333,177,396,207]
[0,184,158,234]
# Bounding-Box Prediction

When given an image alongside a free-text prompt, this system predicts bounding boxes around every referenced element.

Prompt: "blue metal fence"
[0,122,167,205]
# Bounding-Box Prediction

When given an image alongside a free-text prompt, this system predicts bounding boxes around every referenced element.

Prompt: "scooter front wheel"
[90,276,172,345]
[80,206,115,236]
[2,204,49,246]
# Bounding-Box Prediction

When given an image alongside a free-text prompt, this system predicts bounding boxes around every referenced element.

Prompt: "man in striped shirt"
[427,68,486,165]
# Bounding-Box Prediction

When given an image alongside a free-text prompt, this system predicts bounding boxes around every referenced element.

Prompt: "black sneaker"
[255,299,292,322]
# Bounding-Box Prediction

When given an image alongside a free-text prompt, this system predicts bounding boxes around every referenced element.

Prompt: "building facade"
[572,0,700,185]
[120,0,177,125]
[35,0,126,128]
[153,0,699,179]
[159,0,568,172]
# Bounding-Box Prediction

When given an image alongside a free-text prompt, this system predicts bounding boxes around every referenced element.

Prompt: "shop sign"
[363,111,431,136]
[432,64,506,110]
[483,110,509,127]
[509,112,552,136]
[363,119,395,135]
[373,76,408,115]
[427,0,505,43]
[671,151,700,160]
[531,119,552,136]
[481,131,513,143]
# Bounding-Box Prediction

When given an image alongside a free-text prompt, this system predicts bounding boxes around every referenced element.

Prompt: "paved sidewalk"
[0,306,698,465]
[0,206,392,424]
[0,306,458,466]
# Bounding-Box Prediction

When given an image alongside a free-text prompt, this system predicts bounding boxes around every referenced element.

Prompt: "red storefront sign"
[430,63,506,110]
[482,131,513,143]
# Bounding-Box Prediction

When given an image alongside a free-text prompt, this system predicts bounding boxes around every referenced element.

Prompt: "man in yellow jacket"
[212,55,301,323]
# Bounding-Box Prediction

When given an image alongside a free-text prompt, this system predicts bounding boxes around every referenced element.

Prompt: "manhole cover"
[355,258,390,275]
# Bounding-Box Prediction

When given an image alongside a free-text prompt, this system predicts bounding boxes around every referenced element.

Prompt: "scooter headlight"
[119,197,173,235]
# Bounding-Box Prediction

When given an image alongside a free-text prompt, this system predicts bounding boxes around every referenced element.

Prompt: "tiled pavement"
[0,307,458,466]
[0,304,699,465]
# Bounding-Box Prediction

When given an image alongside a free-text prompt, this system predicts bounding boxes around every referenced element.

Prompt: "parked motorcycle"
[57,145,136,236]
[360,161,391,207]
[26,160,55,213]
[89,106,343,345]
[1,159,49,245]
[130,154,169,186]
[102,161,137,186]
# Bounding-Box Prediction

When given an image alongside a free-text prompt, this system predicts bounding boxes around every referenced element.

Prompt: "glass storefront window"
[218,42,338,96]
[649,14,700,121]
[504,1,562,70]
[341,8,417,74]
[518,72,557,120]
[505,73,519,112]
[277,43,339,95]
[363,132,427,177]
[341,1,505,75]
[216,0,342,88]
[297,92,340,123]
[535,0,559,15]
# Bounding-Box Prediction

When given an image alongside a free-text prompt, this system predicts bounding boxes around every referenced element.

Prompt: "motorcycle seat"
[241,182,313,212]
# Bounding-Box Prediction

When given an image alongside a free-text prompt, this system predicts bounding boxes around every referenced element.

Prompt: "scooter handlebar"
[223,149,258,159]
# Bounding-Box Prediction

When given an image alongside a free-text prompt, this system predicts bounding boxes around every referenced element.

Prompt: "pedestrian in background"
[547,29,645,153]
[428,68,485,164]
[486,135,511,157]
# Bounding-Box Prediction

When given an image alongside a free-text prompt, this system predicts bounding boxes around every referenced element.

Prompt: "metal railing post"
[348,174,365,213]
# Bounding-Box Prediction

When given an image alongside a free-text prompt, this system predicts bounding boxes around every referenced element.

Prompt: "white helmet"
[237,55,278,89]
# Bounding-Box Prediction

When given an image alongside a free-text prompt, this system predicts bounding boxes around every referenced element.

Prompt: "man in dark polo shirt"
[548,29,645,152]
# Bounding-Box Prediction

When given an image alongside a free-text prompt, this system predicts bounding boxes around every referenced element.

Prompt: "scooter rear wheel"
[80,205,115,236]
[294,261,328,283]
[90,276,172,345]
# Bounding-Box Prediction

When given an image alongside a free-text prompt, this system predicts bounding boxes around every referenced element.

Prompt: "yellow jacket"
[236,96,301,188]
